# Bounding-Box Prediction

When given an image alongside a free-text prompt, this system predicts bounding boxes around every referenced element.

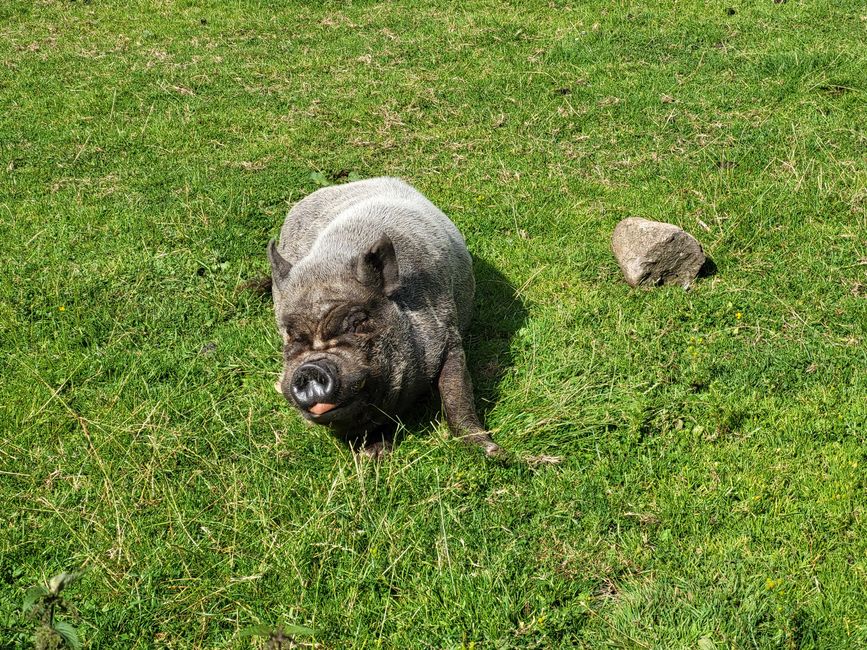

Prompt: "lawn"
[1,0,865,647]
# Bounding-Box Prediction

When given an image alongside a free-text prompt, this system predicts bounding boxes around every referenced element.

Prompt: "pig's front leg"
[438,342,505,458]
[345,429,392,460]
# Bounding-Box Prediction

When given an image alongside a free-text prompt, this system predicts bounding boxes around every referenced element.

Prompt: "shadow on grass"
[698,256,718,279]
[468,255,528,424]
[387,255,527,450]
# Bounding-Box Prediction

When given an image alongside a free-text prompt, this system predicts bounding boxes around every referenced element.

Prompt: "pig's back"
[278,177,475,332]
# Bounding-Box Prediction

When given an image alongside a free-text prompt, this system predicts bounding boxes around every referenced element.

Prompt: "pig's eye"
[346,312,368,334]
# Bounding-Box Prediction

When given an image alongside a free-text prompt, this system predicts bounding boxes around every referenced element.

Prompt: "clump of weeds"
[241,622,316,649]
[22,572,82,650]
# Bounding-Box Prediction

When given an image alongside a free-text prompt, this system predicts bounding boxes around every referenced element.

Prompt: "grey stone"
[612,217,706,288]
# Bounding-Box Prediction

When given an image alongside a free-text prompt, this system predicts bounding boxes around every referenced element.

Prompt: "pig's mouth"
[282,362,372,427]
[309,402,338,416]
[302,399,365,425]
[305,402,345,422]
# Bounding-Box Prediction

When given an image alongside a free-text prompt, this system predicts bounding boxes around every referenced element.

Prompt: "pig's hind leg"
[438,342,506,459]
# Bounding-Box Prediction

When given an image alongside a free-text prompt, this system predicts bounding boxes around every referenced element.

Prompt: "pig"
[268,177,503,458]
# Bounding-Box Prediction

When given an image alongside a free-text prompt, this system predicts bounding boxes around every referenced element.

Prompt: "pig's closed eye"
[347,312,368,334]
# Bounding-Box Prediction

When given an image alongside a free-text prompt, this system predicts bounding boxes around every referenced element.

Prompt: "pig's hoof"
[482,441,505,457]
[461,433,509,460]
[355,439,392,460]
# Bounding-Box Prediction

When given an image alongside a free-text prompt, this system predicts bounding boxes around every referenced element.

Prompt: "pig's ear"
[356,235,399,296]
[268,240,292,285]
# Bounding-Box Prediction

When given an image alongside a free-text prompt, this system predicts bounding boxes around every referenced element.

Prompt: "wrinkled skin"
[269,177,502,457]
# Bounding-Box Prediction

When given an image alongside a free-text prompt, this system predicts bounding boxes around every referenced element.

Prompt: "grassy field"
[1,0,865,647]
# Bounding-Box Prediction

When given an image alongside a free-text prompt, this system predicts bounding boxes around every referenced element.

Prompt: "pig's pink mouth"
[300,394,368,426]
[308,402,338,416]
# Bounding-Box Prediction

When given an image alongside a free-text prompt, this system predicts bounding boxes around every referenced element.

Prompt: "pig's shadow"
[466,256,528,422]
[391,255,527,445]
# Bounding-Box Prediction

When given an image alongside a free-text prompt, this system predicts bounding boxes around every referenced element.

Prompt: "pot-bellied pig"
[268,177,502,458]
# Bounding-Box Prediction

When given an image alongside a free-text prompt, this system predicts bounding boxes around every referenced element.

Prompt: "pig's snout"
[291,360,340,410]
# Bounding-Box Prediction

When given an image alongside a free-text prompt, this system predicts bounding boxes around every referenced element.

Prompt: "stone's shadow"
[698,256,717,278]
[467,255,529,423]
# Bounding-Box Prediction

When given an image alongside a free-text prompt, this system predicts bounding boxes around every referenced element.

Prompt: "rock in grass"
[612,217,706,289]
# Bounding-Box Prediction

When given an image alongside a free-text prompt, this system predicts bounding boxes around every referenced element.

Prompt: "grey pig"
[268,177,503,458]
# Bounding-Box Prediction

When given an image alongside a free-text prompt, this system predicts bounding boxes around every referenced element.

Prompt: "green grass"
[1,0,865,647]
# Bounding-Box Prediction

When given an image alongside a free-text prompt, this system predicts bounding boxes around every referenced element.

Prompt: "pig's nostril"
[291,362,338,408]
